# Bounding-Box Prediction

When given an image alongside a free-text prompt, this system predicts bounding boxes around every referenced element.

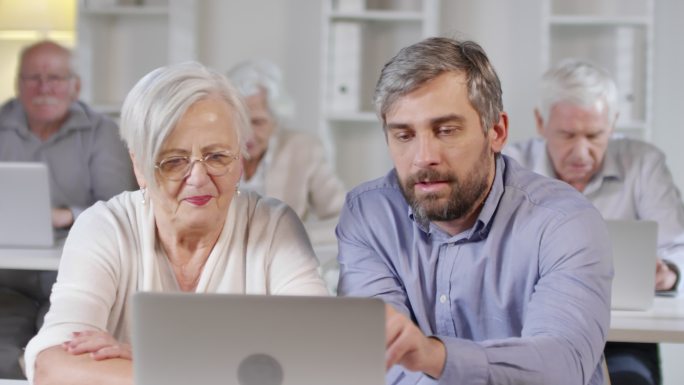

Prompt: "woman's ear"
[129,152,147,189]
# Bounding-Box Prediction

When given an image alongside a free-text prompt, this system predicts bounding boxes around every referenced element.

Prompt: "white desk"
[0,380,28,385]
[6,235,683,344]
[609,296,684,343]
[0,240,63,270]
[0,236,335,273]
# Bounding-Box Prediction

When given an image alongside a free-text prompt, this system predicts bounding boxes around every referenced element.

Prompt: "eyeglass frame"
[154,150,240,181]
[19,73,75,89]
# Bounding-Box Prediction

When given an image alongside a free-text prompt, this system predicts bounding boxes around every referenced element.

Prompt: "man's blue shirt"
[337,155,612,385]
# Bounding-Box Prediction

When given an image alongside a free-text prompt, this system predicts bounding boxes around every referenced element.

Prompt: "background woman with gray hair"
[23,62,328,385]
[227,60,346,222]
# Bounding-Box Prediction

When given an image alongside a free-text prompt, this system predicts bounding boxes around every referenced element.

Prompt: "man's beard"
[400,148,493,224]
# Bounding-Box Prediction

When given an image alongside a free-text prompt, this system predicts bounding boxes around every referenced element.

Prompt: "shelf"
[549,15,651,26]
[0,30,75,41]
[326,111,378,122]
[329,10,424,22]
[77,0,197,115]
[617,120,647,129]
[320,0,439,188]
[80,5,168,16]
[616,121,649,139]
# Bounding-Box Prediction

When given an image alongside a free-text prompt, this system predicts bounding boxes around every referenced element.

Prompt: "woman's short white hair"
[120,61,250,185]
[539,58,619,122]
[226,59,294,121]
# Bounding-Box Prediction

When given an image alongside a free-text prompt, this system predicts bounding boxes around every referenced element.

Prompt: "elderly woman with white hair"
[23,62,328,385]
[227,60,346,222]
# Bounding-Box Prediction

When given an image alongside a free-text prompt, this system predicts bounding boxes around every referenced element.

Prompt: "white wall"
[196,0,322,136]
[652,0,684,192]
[652,1,684,376]
[653,5,684,379]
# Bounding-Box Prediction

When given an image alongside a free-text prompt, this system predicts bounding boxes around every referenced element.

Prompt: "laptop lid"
[0,162,54,248]
[606,219,657,311]
[132,292,385,385]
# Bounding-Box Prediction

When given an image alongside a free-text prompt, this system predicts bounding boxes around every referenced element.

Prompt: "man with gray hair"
[337,37,612,385]
[0,40,134,378]
[506,59,684,385]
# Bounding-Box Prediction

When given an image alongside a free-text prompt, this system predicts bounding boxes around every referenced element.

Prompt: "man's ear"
[610,111,619,135]
[534,108,545,136]
[129,152,147,189]
[488,112,509,153]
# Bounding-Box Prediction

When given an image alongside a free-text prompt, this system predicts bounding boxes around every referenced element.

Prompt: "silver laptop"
[0,162,54,248]
[132,292,385,385]
[606,220,658,311]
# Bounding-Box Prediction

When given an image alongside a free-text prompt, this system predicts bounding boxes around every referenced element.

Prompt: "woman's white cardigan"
[24,190,328,381]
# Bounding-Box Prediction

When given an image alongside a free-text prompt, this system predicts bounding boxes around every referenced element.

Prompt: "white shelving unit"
[319,0,439,189]
[541,0,654,140]
[76,0,197,117]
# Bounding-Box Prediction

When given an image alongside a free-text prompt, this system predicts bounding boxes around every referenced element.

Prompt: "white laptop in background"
[606,219,658,311]
[0,162,54,248]
[132,292,385,385]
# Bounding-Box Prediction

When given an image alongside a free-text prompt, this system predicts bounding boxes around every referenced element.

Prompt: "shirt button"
[439,294,447,303]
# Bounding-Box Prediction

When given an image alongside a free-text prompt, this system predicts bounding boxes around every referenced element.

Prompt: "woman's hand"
[62,330,132,361]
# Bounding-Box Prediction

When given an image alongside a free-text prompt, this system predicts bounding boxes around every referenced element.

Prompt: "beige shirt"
[24,190,328,381]
[241,129,346,221]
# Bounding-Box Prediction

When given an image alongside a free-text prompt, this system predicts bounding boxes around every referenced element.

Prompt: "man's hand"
[51,207,74,229]
[385,304,446,379]
[656,259,678,291]
[62,330,132,361]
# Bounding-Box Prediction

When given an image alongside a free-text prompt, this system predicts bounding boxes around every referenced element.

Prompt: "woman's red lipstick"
[185,195,212,206]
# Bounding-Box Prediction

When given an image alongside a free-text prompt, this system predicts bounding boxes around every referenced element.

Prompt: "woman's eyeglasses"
[155,151,239,181]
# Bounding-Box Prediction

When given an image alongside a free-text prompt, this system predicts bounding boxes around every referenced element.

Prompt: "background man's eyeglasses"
[19,74,74,89]
[155,151,239,181]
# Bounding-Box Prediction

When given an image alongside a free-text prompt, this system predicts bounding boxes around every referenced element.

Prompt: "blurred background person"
[25,62,327,385]
[227,60,346,223]
[506,58,684,385]
[0,40,134,379]
[228,60,347,293]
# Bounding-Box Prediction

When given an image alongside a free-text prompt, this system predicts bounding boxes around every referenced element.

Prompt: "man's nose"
[570,137,591,159]
[38,78,52,93]
[413,135,440,167]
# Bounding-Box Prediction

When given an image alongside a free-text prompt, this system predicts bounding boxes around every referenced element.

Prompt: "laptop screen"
[0,162,54,248]
[606,219,658,311]
[132,292,385,385]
